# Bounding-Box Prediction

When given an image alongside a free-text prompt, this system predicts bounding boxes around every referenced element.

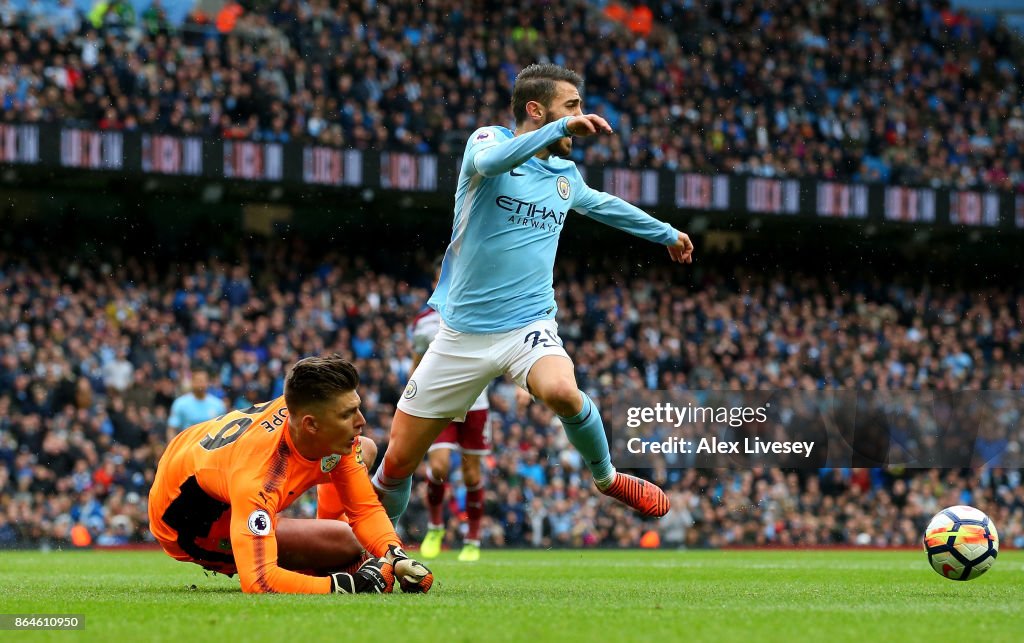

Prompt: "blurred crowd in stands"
[0,238,1022,551]
[2,0,1024,190]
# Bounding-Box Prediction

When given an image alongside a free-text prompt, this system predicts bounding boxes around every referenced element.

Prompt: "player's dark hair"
[284,354,359,411]
[512,64,584,124]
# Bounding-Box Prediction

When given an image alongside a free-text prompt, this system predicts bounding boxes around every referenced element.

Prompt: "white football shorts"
[398,318,570,421]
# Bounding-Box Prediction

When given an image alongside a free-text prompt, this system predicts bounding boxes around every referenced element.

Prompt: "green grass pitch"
[1,549,1021,642]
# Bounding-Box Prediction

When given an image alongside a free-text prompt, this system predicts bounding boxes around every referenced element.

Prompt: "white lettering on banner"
[0,124,40,164]
[60,129,123,169]
[381,153,437,191]
[746,178,799,214]
[304,147,341,185]
[265,144,282,180]
[183,139,202,175]
[604,168,659,205]
[304,147,363,186]
[142,136,202,176]
[675,174,729,210]
[382,153,414,190]
[816,182,868,219]
[344,150,363,186]
[884,187,936,222]
[949,191,999,227]
[224,142,282,181]
[417,155,437,190]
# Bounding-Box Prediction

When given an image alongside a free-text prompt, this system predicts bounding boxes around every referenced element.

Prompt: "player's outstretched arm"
[471,117,572,177]
[572,174,694,264]
[471,115,613,178]
[228,487,390,595]
[228,492,333,593]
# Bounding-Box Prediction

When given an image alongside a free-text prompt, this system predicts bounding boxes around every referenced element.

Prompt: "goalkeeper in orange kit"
[149,355,433,594]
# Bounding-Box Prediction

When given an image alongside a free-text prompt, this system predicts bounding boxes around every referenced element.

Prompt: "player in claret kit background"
[413,261,491,563]
[371,63,694,525]
[149,354,432,594]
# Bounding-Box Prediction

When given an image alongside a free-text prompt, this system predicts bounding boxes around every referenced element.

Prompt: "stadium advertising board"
[302,147,363,187]
[380,152,438,191]
[223,141,283,181]
[745,178,800,215]
[2,126,1018,228]
[141,135,203,176]
[603,168,659,206]
[60,129,123,171]
[0,124,41,165]
[816,182,869,219]
[884,186,936,223]
[675,173,730,210]
[949,190,1000,227]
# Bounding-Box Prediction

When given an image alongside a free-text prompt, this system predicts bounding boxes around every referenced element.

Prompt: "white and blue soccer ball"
[924,505,999,581]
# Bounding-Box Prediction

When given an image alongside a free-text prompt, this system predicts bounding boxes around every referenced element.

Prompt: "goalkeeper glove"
[330,557,390,594]
[383,544,434,593]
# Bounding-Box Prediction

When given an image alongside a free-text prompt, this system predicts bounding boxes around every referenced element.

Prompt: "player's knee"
[463,470,481,489]
[429,462,449,483]
[382,450,418,480]
[462,456,482,488]
[540,379,582,417]
[357,436,377,471]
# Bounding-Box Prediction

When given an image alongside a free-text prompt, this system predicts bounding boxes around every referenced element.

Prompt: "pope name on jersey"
[430,117,679,334]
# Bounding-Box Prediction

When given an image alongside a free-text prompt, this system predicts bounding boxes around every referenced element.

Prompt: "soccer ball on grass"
[923,505,998,581]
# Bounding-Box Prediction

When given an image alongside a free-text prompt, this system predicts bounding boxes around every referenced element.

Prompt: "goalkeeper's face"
[544,81,583,158]
[305,390,366,456]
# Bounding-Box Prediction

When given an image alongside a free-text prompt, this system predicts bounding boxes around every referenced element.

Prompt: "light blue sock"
[558,391,615,488]
[371,468,413,525]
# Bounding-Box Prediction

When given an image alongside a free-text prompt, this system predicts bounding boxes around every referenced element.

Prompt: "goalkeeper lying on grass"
[149,355,432,594]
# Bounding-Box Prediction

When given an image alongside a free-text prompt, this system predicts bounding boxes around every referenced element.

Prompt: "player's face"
[544,81,583,157]
[192,371,208,397]
[312,390,366,455]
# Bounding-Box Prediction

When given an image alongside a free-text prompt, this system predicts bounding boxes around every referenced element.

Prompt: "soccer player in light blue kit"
[373,64,694,523]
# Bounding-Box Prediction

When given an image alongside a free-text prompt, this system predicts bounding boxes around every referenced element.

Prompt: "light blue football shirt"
[429,116,680,334]
[168,392,227,431]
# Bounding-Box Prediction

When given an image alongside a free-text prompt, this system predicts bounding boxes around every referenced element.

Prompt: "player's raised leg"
[526,355,669,518]
[420,445,452,558]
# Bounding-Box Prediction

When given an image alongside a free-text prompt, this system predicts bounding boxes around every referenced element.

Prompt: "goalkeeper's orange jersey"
[148,396,399,594]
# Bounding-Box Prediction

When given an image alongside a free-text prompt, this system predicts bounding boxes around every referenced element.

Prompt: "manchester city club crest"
[404,379,418,399]
[556,176,571,200]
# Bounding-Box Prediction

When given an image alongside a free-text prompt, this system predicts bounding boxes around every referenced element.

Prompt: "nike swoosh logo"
[510,169,525,176]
